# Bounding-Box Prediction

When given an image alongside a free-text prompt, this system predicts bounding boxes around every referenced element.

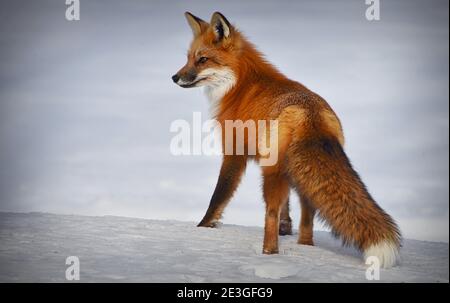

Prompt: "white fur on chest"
[200,67,236,104]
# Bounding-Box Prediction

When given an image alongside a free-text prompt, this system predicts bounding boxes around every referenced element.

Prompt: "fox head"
[172,12,239,92]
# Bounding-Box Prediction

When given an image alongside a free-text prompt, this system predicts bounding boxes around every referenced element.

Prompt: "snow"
[0,212,447,282]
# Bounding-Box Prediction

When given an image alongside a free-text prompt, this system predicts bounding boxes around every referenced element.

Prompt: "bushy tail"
[285,136,401,268]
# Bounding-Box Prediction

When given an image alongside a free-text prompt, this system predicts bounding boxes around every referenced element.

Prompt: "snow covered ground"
[0,212,448,282]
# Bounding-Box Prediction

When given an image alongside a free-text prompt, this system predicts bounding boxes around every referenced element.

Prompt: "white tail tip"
[364,240,400,269]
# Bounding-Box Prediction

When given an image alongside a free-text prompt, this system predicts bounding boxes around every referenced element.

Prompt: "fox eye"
[197,56,208,64]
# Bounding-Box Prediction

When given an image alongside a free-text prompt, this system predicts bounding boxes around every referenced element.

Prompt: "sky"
[0,0,448,242]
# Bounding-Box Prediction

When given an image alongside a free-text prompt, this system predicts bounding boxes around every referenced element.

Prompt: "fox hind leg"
[262,172,290,254]
[279,197,293,236]
[298,193,316,245]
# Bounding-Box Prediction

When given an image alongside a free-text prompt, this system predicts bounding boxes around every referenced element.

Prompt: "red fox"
[172,12,401,268]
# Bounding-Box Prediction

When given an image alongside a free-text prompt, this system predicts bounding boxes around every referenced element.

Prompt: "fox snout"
[171,68,200,88]
[171,74,180,83]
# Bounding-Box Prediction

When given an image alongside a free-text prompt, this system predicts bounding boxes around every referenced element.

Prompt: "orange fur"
[174,12,401,267]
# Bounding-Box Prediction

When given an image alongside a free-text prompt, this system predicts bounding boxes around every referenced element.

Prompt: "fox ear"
[185,12,208,37]
[210,12,232,42]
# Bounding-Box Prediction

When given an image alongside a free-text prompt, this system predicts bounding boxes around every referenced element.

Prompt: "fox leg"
[198,155,247,228]
[298,194,315,245]
[262,172,290,254]
[279,197,292,235]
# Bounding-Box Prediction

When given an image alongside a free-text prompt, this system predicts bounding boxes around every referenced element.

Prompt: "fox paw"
[298,238,314,246]
[262,247,279,254]
[197,220,220,228]
[279,219,292,236]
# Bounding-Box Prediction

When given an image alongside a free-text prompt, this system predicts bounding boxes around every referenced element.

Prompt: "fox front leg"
[197,155,247,227]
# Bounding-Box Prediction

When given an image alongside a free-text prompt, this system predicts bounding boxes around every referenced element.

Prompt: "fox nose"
[172,74,180,83]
